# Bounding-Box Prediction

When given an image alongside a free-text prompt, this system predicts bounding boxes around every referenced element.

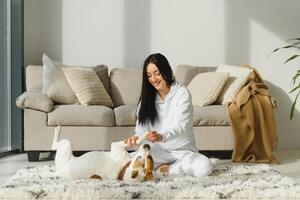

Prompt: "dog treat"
[136,132,148,145]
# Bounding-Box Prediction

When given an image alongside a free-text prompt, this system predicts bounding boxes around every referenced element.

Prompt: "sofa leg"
[27,151,40,162]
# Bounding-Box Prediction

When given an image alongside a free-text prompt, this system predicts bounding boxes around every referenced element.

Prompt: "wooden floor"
[0,150,300,185]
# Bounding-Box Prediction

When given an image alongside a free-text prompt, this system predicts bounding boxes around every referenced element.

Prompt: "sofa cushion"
[62,67,113,107]
[193,105,231,126]
[216,64,253,105]
[114,104,230,127]
[26,65,43,91]
[42,54,78,104]
[188,72,229,106]
[114,104,137,126]
[94,65,111,96]
[26,64,110,96]
[110,68,142,107]
[47,105,114,126]
[42,54,110,104]
[16,90,54,112]
[175,64,216,86]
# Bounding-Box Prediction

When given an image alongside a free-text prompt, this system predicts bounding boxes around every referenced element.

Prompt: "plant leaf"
[289,84,300,93]
[284,55,300,64]
[290,41,300,47]
[288,38,300,42]
[290,90,300,119]
[291,71,300,85]
[271,45,294,54]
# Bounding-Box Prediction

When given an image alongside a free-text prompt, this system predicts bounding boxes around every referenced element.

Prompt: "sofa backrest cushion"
[26,65,43,91]
[110,67,142,107]
[175,64,216,86]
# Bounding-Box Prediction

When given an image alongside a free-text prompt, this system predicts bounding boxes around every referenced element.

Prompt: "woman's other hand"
[146,131,162,143]
[124,135,139,146]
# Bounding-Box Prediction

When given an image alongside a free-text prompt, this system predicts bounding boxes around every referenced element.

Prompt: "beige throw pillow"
[42,54,78,104]
[187,72,229,106]
[216,64,253,105]
[62,67,114,107]
[93,65,110,95]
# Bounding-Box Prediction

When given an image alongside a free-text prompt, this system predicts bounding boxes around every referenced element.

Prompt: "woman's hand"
[124,135,139,146]
[146,131,163,143]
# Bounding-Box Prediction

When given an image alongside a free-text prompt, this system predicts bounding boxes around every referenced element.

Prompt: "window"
[0,0,23,157]
[0,0,11,153]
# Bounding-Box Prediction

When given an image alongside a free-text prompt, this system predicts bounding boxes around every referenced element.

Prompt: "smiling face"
[123,144,154,182]
[146,63,169,92]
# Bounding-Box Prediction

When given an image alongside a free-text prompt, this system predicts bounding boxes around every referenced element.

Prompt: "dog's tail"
[51,126,61,150]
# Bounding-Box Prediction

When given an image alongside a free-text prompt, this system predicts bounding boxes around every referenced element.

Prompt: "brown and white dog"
[51,126,154,182]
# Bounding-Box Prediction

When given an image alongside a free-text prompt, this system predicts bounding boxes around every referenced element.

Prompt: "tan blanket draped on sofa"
[228,66,279,164]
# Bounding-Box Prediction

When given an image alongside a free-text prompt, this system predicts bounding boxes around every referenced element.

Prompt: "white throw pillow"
[187,72,229,106]
[216,64,253,105]
[42,54,78,104]
[62,67,114,107]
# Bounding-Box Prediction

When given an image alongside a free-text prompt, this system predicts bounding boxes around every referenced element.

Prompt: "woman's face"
[146,63,168,91]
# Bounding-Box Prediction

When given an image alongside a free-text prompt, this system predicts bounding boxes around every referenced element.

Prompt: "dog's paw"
[157,164,169,177]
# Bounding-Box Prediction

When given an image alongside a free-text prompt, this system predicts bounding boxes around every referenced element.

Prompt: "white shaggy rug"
[0,162,300,199]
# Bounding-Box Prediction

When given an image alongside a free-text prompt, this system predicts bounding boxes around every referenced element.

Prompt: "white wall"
[25,0,300,150]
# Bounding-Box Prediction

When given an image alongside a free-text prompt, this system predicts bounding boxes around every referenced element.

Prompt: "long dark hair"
[138,53,175,125]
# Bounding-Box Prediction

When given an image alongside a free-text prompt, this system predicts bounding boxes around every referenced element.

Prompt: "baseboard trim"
[199,150,233,159]
[23,150,233,161]
[0,149,20,158]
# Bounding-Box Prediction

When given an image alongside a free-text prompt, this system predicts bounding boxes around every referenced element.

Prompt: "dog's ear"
[146,155,154,172]
[131,170,138,178]
[144,172,154,181]
[144,155,155,181]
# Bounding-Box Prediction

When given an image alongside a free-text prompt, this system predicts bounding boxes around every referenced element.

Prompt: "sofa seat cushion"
[114,104,137,126]
[47,105,115,126]
[193,105,231,126]
[114,104,230,127]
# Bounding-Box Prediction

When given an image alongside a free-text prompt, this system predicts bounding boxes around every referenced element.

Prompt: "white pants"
[131,144,212,177]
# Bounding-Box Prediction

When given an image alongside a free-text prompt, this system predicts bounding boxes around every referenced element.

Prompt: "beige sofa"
[20,64,233,161]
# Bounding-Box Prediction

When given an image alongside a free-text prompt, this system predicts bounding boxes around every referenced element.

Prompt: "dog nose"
[143,144,150,149]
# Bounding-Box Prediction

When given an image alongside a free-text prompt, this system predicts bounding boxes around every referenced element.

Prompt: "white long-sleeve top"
[135,82,197,151]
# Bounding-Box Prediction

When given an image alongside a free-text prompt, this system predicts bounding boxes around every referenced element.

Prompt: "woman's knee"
[193,154,213,177]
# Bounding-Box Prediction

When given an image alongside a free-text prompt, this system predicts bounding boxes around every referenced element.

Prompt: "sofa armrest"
[16,90,54,112]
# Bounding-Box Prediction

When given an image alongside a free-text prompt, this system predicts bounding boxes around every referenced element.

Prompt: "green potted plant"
[271,38,300,119]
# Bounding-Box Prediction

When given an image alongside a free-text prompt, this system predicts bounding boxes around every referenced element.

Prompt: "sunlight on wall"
[249,19,297,88]
[62,0,115,66]
[249,19,300,149]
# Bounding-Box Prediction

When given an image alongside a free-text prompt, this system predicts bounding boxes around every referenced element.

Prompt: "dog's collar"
[118,161,131,180]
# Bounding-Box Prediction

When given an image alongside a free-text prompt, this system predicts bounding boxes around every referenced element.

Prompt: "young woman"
[125,53,212,177]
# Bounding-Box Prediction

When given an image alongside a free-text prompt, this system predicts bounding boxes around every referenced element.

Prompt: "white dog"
[51,126,154,181]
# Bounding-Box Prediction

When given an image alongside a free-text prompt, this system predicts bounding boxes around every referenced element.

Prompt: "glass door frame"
[0,0,11,154]
[0,0,23,158]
